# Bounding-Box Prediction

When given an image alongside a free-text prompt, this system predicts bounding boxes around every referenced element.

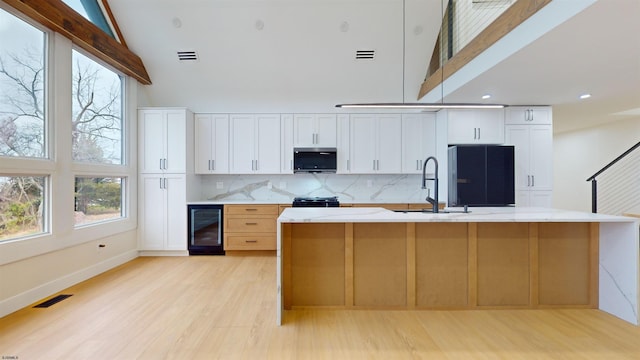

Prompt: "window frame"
[0,5,138,265]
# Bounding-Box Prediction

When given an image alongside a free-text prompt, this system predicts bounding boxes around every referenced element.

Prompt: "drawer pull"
[245,208,258,211]
[245,222,258,225]
[245,240,258,243]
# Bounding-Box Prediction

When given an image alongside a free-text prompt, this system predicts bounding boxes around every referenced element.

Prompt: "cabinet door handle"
[347,159,350,171]
[290,159,293,170]
[159,178,163,189]
[245,208,258,211]
[373,160,376,170]
[377,160,380,170]
[159,159,163,170]
[527,175,531,187]
[416,160,419,171]
[245,240,258,243]
[245,222,258,226]
[255,160,259,171]
[211,159,215,170]
[477,128,480,139]
[473,128,477,140]
[531,175,535,187]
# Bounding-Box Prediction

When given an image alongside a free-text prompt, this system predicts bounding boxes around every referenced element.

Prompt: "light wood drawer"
[225,234,276,250]
[225,204,278,215]
[226,217,276,233]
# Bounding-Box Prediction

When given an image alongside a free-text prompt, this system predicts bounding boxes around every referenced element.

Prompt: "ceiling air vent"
[177,50,198,61]
[355,50,375,60]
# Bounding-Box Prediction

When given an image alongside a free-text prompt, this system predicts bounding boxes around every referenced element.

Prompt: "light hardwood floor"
[1,255,640,359]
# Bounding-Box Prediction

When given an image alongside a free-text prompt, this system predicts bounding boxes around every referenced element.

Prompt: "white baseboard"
[138,250,189,256]
[0,249,139,318]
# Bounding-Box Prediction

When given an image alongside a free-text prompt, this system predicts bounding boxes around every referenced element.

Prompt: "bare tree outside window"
[0,9,46,158]
[72,50,123,164]
[0,8,125,240]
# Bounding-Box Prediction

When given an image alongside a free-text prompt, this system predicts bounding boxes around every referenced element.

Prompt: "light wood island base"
[282,222,598,311]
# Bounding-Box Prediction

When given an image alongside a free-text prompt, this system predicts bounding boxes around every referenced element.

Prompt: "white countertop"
[277,207,640,223]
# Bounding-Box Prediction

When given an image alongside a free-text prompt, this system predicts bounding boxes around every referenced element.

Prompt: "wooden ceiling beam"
[3,0,151,85]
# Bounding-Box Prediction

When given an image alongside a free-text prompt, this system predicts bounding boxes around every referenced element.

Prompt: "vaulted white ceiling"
[108,0,640,133]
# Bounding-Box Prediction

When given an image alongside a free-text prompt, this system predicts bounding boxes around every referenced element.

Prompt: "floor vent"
[177,50,198,61]
[356,50,375,60]
[33,294,73,308]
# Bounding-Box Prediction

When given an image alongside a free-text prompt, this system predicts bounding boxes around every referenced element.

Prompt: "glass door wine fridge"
[187,204,225,255]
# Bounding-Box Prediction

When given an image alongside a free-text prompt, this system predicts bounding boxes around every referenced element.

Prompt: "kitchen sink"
[392,207,470,214]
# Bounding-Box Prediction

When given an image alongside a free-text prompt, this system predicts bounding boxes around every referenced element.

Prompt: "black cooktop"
[292,196,340,207]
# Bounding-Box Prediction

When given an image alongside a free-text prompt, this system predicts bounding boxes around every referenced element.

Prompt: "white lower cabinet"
[516,190,553,208]
[139,174,186,251]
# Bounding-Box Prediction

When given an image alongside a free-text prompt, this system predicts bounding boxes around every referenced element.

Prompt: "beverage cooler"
[187,204,225,255]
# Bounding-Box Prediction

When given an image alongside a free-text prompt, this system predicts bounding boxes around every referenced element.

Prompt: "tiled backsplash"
[199,173,433,203]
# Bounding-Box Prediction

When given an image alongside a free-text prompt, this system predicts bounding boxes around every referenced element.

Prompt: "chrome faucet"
[422,156,439,213]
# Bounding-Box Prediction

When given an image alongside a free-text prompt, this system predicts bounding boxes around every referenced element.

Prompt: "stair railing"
[586,141,640,213]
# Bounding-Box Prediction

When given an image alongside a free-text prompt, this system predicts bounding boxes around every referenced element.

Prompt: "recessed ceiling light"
[482,94,491,100]
[580,93,591,99]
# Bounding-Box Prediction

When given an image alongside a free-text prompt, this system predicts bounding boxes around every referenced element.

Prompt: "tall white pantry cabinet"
[504,106,553,207]
[138,108,196,253]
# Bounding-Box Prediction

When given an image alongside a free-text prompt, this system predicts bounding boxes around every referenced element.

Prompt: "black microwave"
[293,147,337,173]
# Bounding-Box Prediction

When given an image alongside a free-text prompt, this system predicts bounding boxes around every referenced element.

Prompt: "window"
[71,50,123,164]
[0,176,46,241]
[61,0,116,39]
[74,177,123,226]
[0,7,47,158]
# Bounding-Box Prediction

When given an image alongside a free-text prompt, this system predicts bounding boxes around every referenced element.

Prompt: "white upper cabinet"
[293,114,337,147]
[401,113,437,174]
[281,114,294,174]
[349,114,402,174]
[139,108,191,174]
[230,114,281,174]
[505,106,552,125]
[446,109,505,145]
[194,114,229,174]
[336,114,351,173]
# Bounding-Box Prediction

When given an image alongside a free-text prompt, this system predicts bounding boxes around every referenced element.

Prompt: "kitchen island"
[276,207,639,325]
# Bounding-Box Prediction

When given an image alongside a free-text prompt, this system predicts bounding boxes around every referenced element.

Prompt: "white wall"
[553,116,640,212]
[0,33,140,318]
